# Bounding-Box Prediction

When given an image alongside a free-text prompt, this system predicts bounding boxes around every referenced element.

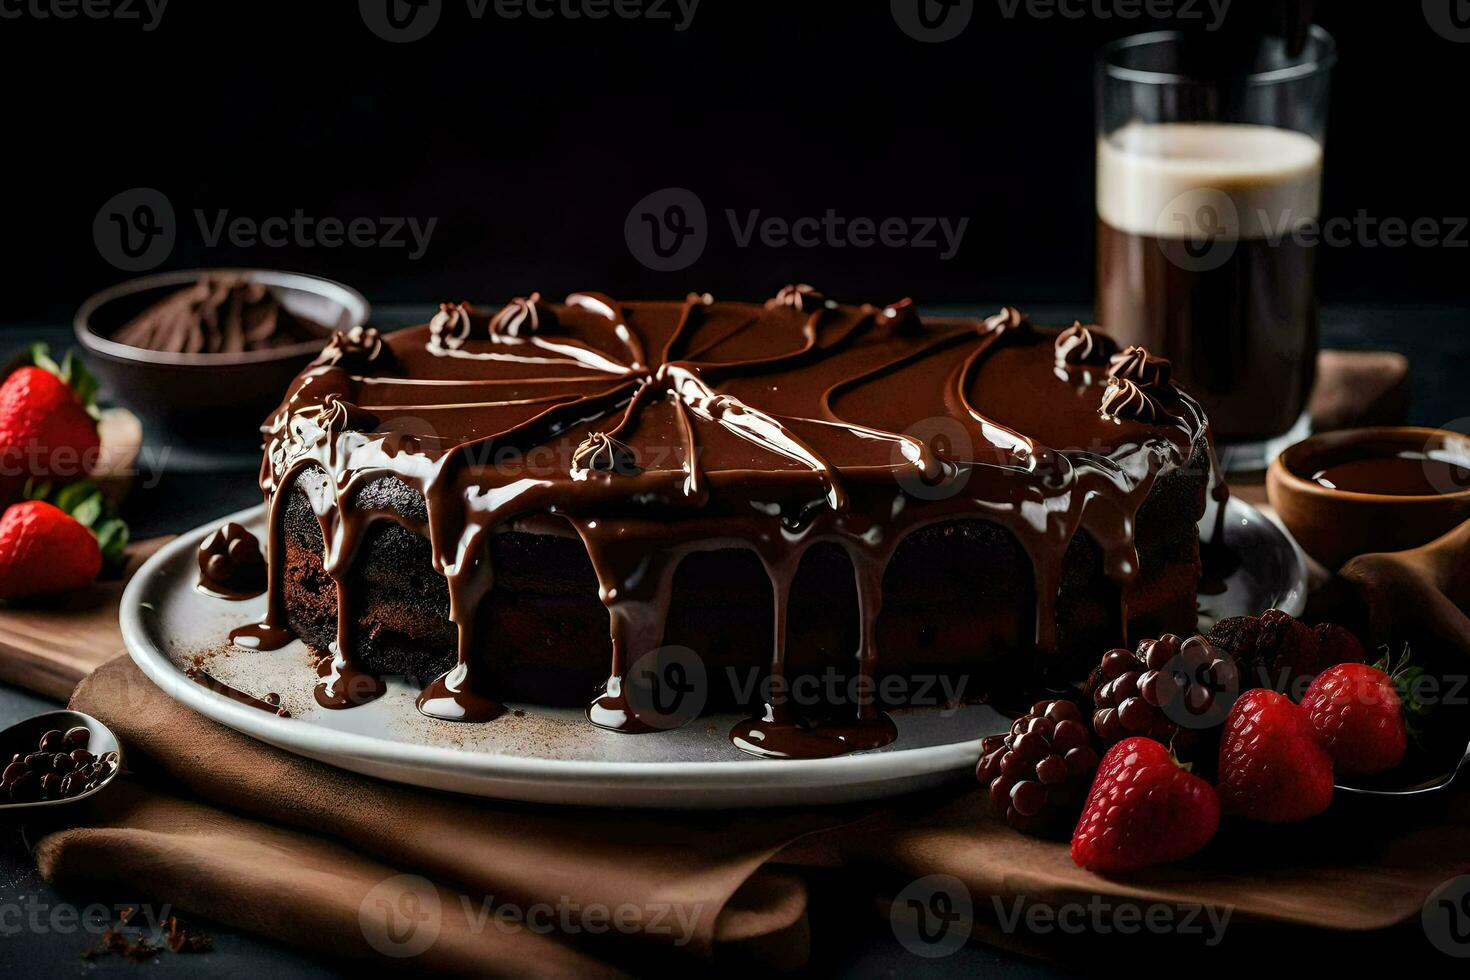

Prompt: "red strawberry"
[0,501,103,600]
[1070,737,1220,874]
[1300,653,1420,776]
[1217,689,1334,823]
[0,349,102,506]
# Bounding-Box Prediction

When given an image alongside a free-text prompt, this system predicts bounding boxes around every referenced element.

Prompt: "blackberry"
[976,700,1099,836]
[1087,634,1239,760]
[1207,610,1367,699]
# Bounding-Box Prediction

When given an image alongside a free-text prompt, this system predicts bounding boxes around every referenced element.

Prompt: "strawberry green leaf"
[27,342,62,377]
[24,479,130,572]
[17,343,101,419]
[51,481,98,520]
[69,492,104,530]
[93,518,129,572]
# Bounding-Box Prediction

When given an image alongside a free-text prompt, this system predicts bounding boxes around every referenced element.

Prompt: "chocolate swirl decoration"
[488,292,552,339]
[984,306,1028,332]
[571,432,641,477]
[315,394,380,434]
[429,301,476,351]
[765,284,831,313]
[1099,377,1161,424]
[312,324,395,372]
[1108,345,1173,388]
[1054,323,1116,367]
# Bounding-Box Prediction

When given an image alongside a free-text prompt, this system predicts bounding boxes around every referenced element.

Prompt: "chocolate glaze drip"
[246,291,1211,758]
[187,667,290,717]
[1108,345,1172,388]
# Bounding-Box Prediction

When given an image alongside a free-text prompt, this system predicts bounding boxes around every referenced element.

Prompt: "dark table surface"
[0,303,1465,976]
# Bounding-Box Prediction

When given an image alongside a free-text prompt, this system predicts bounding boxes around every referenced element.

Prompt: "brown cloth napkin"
[34,657,1470,973]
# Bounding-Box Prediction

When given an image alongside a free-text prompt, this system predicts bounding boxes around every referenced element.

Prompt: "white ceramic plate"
[120,497,1304,808]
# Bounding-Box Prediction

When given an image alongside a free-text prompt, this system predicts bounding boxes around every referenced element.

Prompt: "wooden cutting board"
[0,537,172,701]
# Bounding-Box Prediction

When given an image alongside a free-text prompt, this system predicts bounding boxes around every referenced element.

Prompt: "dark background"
[2,1,1468,319]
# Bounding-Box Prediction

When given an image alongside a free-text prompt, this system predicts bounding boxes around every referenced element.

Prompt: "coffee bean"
[40,773,62,798]
[8,771,37,801]
[58,774,75,797]
[38,729,64,753]
[2,761,26,785]
[63,727,89,749]
[71,749,94,766]
[51,753,75,774]
[24,752,52,773]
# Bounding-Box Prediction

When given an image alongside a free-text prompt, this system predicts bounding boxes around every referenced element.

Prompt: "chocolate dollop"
[316,394,380,434]
[766,284,831,313]
[198,522,267,598]
[489,293,552,339]
[1055,323,1117,366]
[571,432,641,477]
[429,301,477,351]
[1108,346,1173,388]
[1099,377,1161,424]
[875,297,923,333]
[312,324,395,372]
[985,306,1029,332]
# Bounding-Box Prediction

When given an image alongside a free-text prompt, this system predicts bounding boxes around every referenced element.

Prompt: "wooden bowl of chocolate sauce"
[1268,427,1470,571]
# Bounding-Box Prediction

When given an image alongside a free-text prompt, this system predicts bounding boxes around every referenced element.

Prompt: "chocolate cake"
[236,289,1214,759]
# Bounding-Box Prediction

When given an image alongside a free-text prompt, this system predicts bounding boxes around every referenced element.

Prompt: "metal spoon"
[1335,740,1470,798]
[0,710,123,812]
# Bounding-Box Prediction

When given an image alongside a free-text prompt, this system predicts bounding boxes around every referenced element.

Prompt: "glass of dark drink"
[1096,28,1335,470]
